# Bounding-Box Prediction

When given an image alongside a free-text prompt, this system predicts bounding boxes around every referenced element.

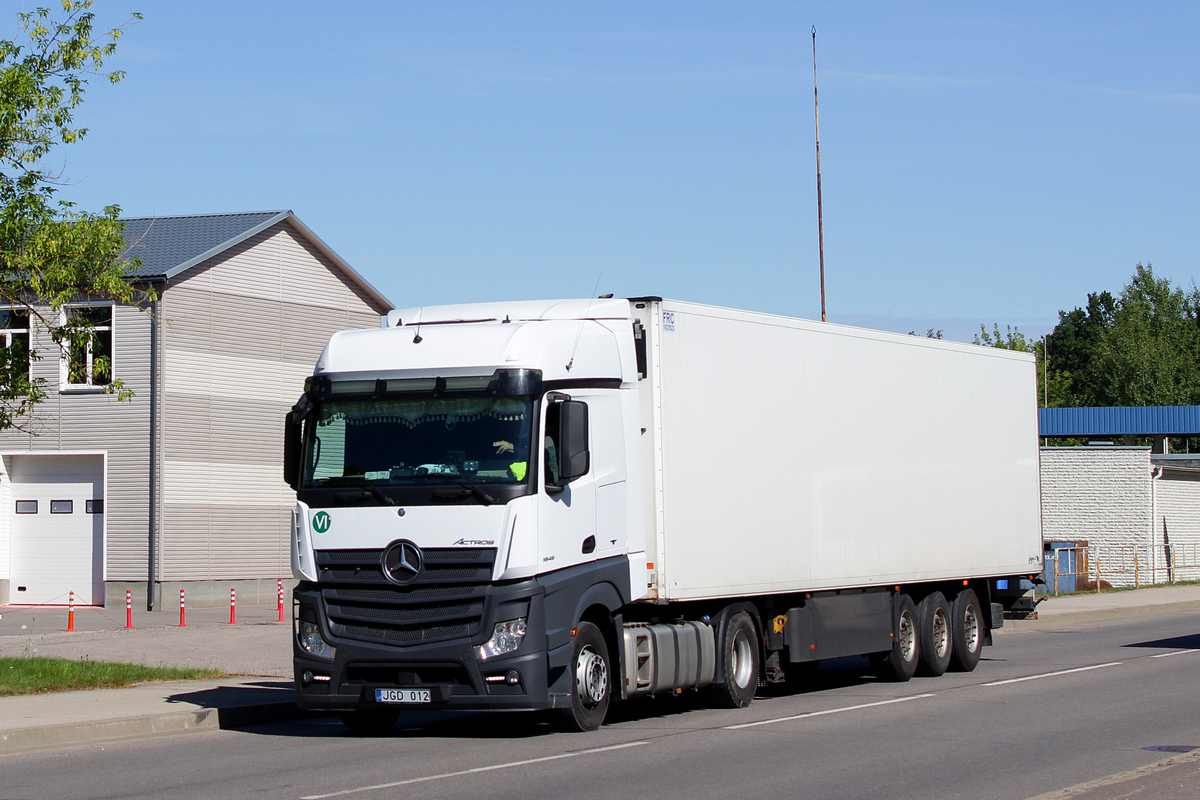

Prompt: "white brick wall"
[1040,447,1153,588]
[1154,469,1200,583]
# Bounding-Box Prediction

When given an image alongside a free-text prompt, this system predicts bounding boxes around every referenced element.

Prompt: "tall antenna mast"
[812,26,827,322]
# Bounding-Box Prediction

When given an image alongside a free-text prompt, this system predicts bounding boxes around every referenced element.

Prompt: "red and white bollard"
[67,590,76,632]
[179,588,187,627]
[124,589,134,629]
[229,587,237,625]
[276,579,285,623]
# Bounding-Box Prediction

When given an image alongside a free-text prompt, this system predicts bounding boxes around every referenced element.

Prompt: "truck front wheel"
[558,622,611,732]
[709,611,759,708]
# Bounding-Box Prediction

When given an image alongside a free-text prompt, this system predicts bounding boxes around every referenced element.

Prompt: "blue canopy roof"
[1039,406,1200,437]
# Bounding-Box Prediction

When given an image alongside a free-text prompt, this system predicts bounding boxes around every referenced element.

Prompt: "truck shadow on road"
[232,656,985,741]
[1123,632,1200,651]
[167,680,294,709]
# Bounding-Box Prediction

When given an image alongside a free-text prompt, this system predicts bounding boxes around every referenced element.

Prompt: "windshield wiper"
[459,479,497,506]
[432,478,497,506]
[329,476,395,506]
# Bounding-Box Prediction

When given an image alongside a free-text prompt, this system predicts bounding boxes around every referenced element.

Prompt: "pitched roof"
[118,210,392,311]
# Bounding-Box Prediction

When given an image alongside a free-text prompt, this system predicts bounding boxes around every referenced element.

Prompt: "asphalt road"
[5,613,1200,800]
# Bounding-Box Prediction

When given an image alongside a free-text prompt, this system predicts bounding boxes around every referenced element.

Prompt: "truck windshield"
[302,396,535,489]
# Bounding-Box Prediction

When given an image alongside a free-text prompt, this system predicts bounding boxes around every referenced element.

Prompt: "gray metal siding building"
[0,211,391,608]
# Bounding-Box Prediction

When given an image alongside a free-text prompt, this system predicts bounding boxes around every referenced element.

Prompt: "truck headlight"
[477,618,527,660]
[299,619,337,660]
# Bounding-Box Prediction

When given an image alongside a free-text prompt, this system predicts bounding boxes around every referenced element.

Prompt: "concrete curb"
[0,700,313,755]
[1021,746,1200,799]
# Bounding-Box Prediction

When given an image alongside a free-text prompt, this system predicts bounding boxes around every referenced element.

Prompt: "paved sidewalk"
[1004,582,1200,631]
[0,602,299,754]
[0,601,292,676]
[1025,747,1200,800]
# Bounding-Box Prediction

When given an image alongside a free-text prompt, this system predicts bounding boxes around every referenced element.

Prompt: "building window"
[15,500,37,514]
[50,500,73,514]
[0,308,30,387]
[86,499,103,514]
[63,305,113,388]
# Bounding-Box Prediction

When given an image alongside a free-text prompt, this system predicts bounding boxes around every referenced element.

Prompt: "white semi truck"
[285,297,1043,732]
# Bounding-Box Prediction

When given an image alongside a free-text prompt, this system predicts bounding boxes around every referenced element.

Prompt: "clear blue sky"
[26,1,1200,342]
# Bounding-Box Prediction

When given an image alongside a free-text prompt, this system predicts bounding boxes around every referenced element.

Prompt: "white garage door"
[8,455,105,605]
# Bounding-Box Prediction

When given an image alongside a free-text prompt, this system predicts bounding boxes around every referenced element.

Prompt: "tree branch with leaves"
[0,1,150,431]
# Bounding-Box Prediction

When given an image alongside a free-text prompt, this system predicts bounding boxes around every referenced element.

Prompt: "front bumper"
[293,580,570,713]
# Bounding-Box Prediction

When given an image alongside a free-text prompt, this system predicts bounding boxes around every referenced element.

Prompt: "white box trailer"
[286,297,1043,733]
[640,299,1042,600]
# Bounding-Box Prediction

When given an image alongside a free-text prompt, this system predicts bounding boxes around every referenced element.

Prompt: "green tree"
[985,264,1200,413]
[974,323,1031,352]
[1043,290,1116,406]
[1090,263,1200,406]
[0,1,147,430]
[973,323,1070,407]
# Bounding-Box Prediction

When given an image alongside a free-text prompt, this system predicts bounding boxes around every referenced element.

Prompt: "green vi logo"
[312,511,332,533]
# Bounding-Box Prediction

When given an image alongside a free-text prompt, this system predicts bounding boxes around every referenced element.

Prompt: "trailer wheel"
[916,592,952,677]
[710,611,759,708]
[339,708,400,736]
[557,622,611,732]
[872,594,918,682]
[949,588,984,672]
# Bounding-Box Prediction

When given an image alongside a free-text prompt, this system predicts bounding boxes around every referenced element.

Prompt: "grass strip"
[0,656,225,696]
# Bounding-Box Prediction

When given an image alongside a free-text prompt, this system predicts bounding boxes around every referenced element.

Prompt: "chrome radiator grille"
[314,548,496,646]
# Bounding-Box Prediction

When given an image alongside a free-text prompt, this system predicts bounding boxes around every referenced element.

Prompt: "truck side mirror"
[284,412,301,490]
[284,394,312,491]
[557,400,590,482]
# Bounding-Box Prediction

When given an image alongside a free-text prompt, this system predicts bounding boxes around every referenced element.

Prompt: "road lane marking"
[299,740,651,799]
[723,693,937,730]
[1151,649,1199,658]
[981,661,1122,686]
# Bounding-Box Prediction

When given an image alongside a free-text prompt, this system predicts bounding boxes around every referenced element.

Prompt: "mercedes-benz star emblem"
[381,540,424,585]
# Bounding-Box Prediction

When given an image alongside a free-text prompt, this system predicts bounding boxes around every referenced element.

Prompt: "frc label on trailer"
[663,311,676,332]
[312,511,332,533]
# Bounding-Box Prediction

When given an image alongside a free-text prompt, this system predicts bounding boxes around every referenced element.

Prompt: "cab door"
[535,390,628,573]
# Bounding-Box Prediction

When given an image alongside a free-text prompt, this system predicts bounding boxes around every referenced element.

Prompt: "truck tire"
[709,611,759,708]
[557,622,611,732]
[948,588,984,672]
[872,594,918,682]
[916,591,952,677]
[339,708,400,735]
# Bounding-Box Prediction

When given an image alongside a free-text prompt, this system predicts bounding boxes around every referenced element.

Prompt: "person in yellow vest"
[493,437,555,483]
